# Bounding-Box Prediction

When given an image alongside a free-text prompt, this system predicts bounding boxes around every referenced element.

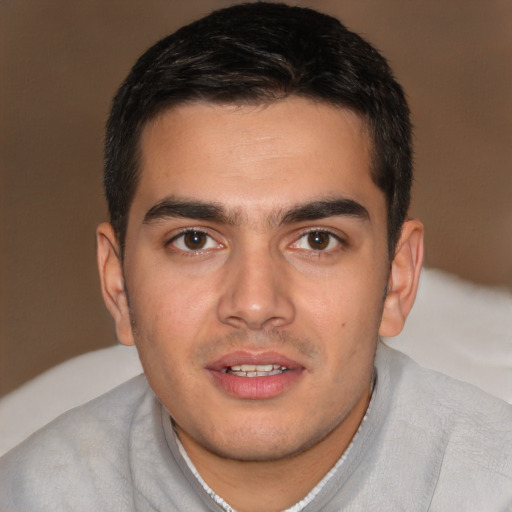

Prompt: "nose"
[217,245,295,330]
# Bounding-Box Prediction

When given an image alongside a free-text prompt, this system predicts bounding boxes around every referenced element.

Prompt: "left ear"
[379,219,424,337]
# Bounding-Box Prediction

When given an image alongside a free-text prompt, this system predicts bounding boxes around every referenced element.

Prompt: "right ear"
[96,222,135,346]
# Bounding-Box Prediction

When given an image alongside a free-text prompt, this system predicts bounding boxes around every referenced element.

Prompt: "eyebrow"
[143,198,231,225]
[280,199,369,224]
[142,196,370,226]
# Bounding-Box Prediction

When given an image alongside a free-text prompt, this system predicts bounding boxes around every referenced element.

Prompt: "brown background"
[1,0,511,397]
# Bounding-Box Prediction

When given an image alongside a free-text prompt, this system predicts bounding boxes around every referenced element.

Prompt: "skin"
[97,97,423,511]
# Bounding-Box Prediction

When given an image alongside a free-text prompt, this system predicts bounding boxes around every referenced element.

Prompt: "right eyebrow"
[142,197,232,225]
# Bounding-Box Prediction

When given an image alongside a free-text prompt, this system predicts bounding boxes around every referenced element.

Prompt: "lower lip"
[209,369,304,399]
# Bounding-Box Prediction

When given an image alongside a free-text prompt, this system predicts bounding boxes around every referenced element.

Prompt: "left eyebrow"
[280,198,370,225]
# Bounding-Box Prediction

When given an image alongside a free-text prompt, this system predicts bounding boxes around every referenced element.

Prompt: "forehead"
[130,97,383,226]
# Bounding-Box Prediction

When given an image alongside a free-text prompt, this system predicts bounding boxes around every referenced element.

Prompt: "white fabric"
[0,344,142,456]
[0,267,511,457]
[0,344,511,511]
[385,268,512,402]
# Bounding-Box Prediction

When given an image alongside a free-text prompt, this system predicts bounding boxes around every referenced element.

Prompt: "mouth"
[208,351,304,399]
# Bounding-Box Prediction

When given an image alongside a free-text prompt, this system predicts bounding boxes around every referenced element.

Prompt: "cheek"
[297,268,385,371]
[130,265,217,332]
[299,265,384,322]
[127,271,220,389]
[130,287,206,401]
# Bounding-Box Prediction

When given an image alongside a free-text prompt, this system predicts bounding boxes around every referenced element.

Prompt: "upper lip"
[207,351,304,372]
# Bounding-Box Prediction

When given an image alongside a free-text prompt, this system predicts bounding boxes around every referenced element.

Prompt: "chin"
[196,419,334,463]
[206,439,307,463]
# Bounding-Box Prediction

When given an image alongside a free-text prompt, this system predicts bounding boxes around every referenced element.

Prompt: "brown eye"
[307,231,330,250]
[183,231,207,250]
[290,230,341,252]
[170,230,220,252]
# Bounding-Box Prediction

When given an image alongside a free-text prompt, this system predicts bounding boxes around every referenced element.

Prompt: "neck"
[175,386,371,512]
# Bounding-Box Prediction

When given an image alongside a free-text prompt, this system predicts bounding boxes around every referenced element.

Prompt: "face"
[104,97,394,462]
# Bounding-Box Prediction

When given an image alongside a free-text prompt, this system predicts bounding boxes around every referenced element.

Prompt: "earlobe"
[96,222,135,346]
[379,220,424,337]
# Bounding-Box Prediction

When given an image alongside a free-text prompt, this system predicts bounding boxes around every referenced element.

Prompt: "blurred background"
[1,0,511,397]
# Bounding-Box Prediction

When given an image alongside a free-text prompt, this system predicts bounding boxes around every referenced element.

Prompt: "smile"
[222,364,289,377]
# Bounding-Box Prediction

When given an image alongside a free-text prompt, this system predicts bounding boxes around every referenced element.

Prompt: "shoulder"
[378,342,512,428]
[0,375,156,510]
[376,343,512,507]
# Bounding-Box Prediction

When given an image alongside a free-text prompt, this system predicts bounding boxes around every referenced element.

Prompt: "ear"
[379,220,424,337]
[96,222,135,346]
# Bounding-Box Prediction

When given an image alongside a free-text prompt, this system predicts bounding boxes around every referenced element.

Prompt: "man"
[0,3,511,510]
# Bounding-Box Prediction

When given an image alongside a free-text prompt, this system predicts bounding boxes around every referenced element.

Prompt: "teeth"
[231,364,274,372]
[224,364,288,377]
